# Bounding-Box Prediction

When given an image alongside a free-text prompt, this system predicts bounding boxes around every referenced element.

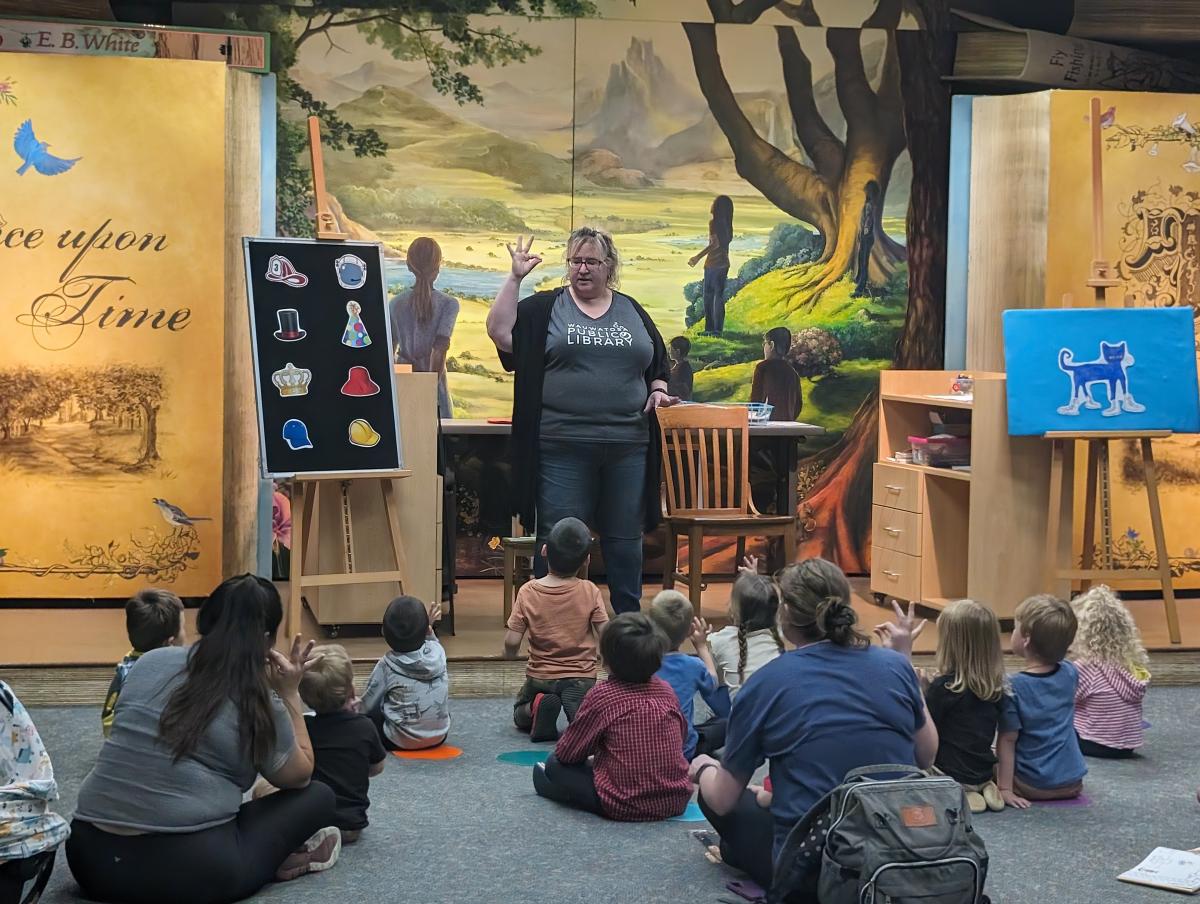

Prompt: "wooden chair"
[658,404,797,609]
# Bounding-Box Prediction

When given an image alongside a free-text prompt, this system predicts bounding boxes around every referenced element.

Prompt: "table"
[441,418,826,526]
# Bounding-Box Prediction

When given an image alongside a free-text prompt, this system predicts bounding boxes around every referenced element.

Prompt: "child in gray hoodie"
[363,597,450,750]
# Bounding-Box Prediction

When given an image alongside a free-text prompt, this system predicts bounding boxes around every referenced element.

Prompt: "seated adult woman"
[66,575,337,904]
[690,559,937,889]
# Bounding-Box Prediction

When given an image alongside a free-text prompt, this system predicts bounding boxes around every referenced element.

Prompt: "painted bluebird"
[153,498,212,528]
[13,119,80,176]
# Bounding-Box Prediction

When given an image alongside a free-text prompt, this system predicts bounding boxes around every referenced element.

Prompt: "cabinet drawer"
[872,463,922,513]
[871,506,921,557]
[870,546,922,602]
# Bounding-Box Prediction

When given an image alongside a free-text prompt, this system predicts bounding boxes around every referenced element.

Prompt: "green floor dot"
[497,749,550,766]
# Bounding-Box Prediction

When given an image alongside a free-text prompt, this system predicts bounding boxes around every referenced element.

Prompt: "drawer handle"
[885,484,903,492]
[882,569,901,578]
[884,527,902,535]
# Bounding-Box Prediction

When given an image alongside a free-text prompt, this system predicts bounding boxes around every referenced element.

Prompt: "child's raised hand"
[872,599,926,657]
[1000,788,1030,810]
[427,601,443,634]
[738,554,760,576]
[690,616,710,650]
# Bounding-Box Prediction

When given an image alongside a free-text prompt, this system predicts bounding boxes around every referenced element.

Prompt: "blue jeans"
[535,438,647,614]
[703,266,729,334]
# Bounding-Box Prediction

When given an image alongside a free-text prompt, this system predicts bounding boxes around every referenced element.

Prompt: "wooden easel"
[1044,97,1181,644]
[286,470,413,638]
[282,119,410,637]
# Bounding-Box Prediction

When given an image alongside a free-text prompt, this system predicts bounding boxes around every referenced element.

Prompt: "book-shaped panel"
[1003,308,1200,436]
[244,238,403,476]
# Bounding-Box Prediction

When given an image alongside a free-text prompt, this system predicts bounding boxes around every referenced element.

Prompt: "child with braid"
[709,563,786,699]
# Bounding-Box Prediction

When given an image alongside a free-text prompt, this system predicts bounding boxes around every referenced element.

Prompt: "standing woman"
[689,195,734,335]
[487,227,675,614]
[389,236,461,418]
[66,575,338,904]
[689,558,937,889]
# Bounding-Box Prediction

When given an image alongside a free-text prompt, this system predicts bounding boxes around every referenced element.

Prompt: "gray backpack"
[817,764,988,904]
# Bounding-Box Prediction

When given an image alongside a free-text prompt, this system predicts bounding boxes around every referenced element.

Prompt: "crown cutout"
[271,362,312,397]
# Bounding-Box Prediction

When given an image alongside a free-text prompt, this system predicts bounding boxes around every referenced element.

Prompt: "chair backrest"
[657,404,750,517]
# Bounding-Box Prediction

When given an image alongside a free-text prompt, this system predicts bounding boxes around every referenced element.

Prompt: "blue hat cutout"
[282,419,313,450]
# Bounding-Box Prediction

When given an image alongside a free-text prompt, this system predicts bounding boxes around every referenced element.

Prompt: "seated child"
[363,597,450,750]
[649,590,730,758]
[102,589,186,736]
[667,336,693,401]
[1,681,69,904]
[503,517,608,742]
[532,612,692,821]
[923,599,1006,813]
[707,566,785,699]
[1070,585,1150,759]
[997,594,1087,808]
[299,644,387,844]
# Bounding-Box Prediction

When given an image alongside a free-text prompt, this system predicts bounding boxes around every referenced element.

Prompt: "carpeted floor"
[22,688,1200,904]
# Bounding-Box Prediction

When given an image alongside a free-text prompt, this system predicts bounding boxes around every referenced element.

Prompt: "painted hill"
[334,85,573,193]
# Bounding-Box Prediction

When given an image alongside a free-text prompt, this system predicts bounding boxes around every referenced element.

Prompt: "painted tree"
[683,0,909,305]
[694,0,949,569]
[102,365,166,465]
[215,1,598,236]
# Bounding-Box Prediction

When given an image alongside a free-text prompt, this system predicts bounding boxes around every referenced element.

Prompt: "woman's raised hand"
[267,634,322,698]
[506,235,543,279]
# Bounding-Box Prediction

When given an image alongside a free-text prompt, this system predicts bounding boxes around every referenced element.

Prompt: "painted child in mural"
[852,181,880,299]
[688,195,734,335]
[388,237,461,418]
[667,336,693,402]
[751,327,801,422]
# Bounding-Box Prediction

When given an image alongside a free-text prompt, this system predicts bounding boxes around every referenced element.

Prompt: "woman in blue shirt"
[689,558,938,888]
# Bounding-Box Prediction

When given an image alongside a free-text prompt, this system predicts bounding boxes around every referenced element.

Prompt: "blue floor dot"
[671,800,707,822]
[497,750,549,766]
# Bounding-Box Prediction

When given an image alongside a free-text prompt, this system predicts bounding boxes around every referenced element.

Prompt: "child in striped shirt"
[1070,585,1150,759]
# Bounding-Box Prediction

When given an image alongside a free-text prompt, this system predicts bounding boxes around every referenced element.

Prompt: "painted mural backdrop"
[196,0,946,574]
[1046,91,1200,584]
[0,54,226,597]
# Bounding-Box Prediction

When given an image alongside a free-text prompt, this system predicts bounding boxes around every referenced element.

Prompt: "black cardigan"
[496,288,670,535]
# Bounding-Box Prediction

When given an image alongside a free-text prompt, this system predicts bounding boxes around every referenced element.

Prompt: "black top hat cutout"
[274,308,306,341]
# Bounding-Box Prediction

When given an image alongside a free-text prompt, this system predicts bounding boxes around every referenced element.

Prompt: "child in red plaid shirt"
[532,613,692,821]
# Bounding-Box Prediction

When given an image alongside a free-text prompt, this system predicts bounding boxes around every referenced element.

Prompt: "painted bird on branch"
[13,119,80,176]
[153,498,212,528]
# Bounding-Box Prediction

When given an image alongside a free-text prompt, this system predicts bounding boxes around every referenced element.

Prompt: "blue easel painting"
[1002,308,1200,436]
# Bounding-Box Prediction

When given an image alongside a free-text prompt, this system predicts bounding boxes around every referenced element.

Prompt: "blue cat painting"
[1057,341,1146,417]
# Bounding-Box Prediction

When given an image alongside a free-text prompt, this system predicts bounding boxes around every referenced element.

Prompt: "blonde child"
[997,594,1087,808]
[299,645,387,844]
[924,600,1006,813]
[708,567,785,698]
[1070,585,1150,759]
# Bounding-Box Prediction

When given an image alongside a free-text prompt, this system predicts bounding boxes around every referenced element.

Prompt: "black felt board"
[244,237,403,477]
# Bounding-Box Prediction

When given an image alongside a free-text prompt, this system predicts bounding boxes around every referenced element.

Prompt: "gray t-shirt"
[74,646,295,833]
[539,291,654,443]
[388,288,460,417]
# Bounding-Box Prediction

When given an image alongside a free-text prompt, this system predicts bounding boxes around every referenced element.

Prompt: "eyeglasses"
[568,257,607,269]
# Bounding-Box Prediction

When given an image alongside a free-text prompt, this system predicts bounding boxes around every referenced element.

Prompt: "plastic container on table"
[909,434,970,467]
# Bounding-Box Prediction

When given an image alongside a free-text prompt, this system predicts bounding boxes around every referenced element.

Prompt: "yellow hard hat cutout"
[348,418,381,448]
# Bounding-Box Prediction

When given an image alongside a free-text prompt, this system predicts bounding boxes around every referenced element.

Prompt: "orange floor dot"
[390,744,463,761]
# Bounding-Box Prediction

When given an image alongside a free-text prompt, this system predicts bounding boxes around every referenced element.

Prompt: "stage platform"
[4,578,1200,706]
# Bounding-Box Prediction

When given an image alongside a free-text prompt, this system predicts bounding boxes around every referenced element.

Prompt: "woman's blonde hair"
[776,558,868,648]
[1070,585,1149,672]
[935,599,1006,703]
[405,236,442,324]
[566,225,621,288]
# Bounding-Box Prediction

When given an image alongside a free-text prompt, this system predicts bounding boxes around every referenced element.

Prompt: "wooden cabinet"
[871,371,1051,618]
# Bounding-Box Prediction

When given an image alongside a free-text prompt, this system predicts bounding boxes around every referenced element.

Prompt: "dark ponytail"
[731,572,784,684]
[777,558,868,648]
[159,574,283,764]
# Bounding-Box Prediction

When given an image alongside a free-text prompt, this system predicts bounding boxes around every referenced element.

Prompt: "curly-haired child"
[1070,585,1150,759]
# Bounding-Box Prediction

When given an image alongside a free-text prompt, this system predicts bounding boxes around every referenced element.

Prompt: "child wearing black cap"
[362,597,450,749]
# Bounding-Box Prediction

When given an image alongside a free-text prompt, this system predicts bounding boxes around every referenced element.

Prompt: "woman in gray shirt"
[66,576,338,904]
[389,236,461,418]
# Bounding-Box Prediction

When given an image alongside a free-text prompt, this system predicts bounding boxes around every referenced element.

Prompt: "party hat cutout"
[342,300,371,348]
